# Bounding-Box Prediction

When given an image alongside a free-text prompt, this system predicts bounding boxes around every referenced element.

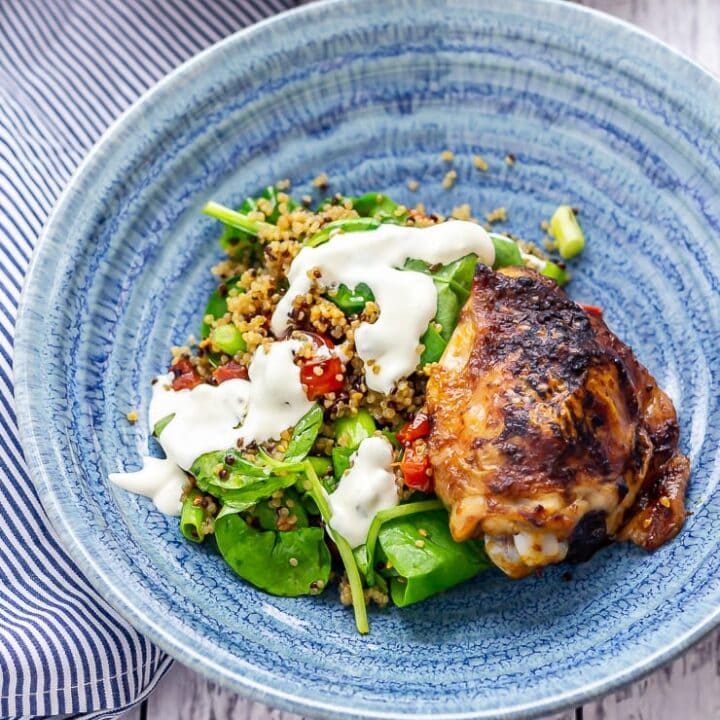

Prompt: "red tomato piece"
[397,413,431,446]
[212,361,249,384]
[401,441,434,493]
[170,358,202,391]
[300,356,344,400]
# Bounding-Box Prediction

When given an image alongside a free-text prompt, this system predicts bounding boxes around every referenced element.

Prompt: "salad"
[111,181,585,634]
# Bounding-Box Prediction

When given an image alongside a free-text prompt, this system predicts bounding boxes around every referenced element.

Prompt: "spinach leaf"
[215,513,331,597]
[351,192,408,223]
[376,509,489,607]
[405,253,477,365]
[305,218,380,248]
[152,413,175,438]
[190,448,298,504]
[331,446,354,480]
[283,404,323,463]
[250,488,309,530]
[329,282,375,315]
[200,275,244,338]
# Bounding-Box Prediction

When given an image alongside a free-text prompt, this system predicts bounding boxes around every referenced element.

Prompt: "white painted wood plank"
[585,630,720,720]
[575,0,720,76]
[120,703,142,720]
[147,661,576,720]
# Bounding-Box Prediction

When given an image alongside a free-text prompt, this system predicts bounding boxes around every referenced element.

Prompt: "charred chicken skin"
[425,264,689,578]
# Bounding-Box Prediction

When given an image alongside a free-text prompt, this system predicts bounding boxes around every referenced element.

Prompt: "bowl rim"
[14,0,720,718]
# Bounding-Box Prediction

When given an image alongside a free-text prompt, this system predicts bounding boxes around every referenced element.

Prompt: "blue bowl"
[15,0,720,717]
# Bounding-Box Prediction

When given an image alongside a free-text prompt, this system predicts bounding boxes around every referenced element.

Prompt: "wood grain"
[126,2,720,718]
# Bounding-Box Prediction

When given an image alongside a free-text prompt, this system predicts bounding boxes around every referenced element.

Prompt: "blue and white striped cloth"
[0,2,297,717]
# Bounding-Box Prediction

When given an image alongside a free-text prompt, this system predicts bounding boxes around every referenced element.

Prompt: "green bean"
[333,409,377,450]
[210,324,246,355]
[550,205,585,259]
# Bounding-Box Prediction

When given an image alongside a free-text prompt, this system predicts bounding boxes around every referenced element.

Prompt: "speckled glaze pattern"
[14,0,720,718]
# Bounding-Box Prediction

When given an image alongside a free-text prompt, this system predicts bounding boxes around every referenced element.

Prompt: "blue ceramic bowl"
[15,0,720,717]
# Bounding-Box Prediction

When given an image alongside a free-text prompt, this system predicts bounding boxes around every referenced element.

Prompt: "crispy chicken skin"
[425,264,690,578]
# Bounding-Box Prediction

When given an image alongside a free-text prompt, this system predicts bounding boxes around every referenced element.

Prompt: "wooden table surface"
[125,2,720,718]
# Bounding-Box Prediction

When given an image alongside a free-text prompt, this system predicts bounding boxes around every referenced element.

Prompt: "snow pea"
[214,513,331,597]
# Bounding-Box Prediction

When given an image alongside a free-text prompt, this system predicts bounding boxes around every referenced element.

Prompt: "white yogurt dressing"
[328,436,399,548]
[271,220,494,393]
[109,457,187,516]
[237,339,314,445]
[110,340,312,514]
[149,372,250,470]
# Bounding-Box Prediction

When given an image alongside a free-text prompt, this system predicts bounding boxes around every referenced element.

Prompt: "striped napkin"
[0,1,297,717]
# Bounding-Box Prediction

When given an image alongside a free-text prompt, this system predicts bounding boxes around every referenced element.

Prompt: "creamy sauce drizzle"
[109,457,187,516]
[271,220,494,394]
[110,340,312,514]
[328,436,399,548]
[238,339,314,445]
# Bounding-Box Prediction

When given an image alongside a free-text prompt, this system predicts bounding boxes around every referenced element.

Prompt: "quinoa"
[442,169,457,189]
[473,154,489,172]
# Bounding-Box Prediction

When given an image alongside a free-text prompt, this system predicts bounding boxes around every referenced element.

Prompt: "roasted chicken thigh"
[425,264,689,578]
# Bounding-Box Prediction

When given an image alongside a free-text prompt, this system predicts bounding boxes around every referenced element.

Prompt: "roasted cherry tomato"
[401,440,433,493]
[300,356,344,400]
[170,357,202,391]
[212,361,249,384]
[578,303,603,317]
[397,413,430,446]
[293,331,344,399]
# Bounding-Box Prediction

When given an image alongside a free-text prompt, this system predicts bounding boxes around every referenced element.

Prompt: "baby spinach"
[405,253,478,364]
[329,282,375,315]
[489,233,523,269]
[200,275,244,338]
[331,446,354,480]
[351,192,408,223]
[215,513,330,597]
[283,404,323,463]
[305,218,381,248]
[152,413,175,438]
[251,489,309,530]
[190,448,298,505]
[376,509,489,607]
